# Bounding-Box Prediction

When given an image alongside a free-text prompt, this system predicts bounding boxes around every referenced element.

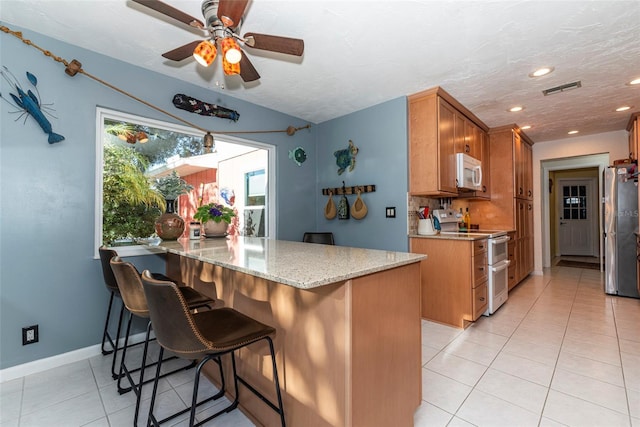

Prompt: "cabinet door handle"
[482,185,487,192]
[479,297,485,302]
[519,187,523,195]
[465,144,470,153]
[509,275,514,280]
[528,190,532,197]
[528,204,532,210]
[478,267,485,271]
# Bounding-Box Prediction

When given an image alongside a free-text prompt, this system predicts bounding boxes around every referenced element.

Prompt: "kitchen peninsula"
[150,237,425,427]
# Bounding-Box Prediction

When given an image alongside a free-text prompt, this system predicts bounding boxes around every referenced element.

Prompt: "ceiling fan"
[132,0,305,82]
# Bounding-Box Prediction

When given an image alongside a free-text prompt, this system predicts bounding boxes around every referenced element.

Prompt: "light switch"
[386,207,396,218]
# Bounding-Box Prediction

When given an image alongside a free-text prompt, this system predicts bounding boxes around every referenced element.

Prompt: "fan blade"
[162,40,202,61]
[217,0,249,29]
[239,54,260,82]
[243,33,304,56]
[132,0,205,29]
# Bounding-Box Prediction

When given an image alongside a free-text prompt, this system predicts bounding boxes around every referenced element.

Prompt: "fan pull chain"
[0,25,310,137]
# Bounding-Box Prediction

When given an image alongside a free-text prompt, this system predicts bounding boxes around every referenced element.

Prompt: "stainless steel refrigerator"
[603,165,639,298]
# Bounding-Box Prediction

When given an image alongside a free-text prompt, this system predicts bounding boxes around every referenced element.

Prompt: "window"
[95,108,275,257]
[562,185,587,220]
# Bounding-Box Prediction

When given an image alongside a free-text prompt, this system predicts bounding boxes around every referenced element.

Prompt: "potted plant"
[151,171,194,240]
[152,170,194,207]
[194,202,236,236]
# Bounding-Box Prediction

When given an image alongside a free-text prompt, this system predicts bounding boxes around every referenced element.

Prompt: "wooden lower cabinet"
[411,237,488,328]
[473,282,488,320]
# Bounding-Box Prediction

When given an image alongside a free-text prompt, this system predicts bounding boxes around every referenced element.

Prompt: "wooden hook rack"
[322,182,376,196]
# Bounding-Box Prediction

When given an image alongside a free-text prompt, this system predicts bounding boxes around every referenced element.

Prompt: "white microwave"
[456,153,482,191]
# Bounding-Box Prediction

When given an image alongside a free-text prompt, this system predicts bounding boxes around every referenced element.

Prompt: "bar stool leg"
[111,302,126,379]
[267,337,287,427]
[101,292,116,355]
[147,347,165,427]
[116,311,134,394]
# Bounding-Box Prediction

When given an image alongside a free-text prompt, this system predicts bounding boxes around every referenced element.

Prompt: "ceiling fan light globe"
[193,40,217,66]
[222,56,240,75]
[221,37,242,64]
[225,48,242,64]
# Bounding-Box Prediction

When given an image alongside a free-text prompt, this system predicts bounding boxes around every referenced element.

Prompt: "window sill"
[95,244,165,259]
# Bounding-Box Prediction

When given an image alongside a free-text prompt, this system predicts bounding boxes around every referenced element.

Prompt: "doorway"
[541,154,609,269]
[556,178,598,257]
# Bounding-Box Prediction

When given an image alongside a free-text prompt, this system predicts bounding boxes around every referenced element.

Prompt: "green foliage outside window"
[102,143,165,245]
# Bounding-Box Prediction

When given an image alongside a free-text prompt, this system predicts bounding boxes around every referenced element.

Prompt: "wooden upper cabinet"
[408,87,489,198]
[628,112,639,161]
[513,132,533,200]
[464,120,482,160]
[408,90,458,196]
[476,131,491,199]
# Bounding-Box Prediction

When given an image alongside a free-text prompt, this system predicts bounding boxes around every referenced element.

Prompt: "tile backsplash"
[407,196,469,235]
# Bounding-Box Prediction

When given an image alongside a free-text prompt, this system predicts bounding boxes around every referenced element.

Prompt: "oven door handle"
[490,236,510,245]
[490,260,511,272]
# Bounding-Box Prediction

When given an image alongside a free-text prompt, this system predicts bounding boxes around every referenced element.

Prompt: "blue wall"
[316,98,409,252]
[0,24,318,369]
[0,23,410,369]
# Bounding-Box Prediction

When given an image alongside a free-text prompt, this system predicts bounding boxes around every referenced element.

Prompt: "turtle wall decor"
[334,139,358,175]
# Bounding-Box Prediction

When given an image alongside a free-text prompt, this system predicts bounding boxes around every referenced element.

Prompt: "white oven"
[484,234,510,316]
[488,235,509,264]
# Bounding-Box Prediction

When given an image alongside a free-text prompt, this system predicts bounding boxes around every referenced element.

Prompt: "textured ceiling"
[2,0,639,143]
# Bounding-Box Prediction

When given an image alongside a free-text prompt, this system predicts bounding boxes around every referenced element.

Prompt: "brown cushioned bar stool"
[99,247,161,379]
[110,256,215,426]
[141,270,286,427]
[99,247,181,380]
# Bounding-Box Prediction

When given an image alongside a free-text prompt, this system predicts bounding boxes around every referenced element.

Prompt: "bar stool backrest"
[141,270,211,359]
[99,247,120,294]
[302,232,335,245]
[110,257,149,318]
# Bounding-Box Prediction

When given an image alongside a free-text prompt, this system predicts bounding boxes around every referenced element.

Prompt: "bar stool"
[141,270,286,427]
[99,247,138,379]
[98,247,178,379]
[302,232,335,245]
[109,256,215,426]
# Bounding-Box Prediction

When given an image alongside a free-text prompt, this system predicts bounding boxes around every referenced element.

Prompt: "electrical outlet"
[22,325,39,345]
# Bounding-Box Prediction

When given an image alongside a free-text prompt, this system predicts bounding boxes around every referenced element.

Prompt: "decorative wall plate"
[289,146,307,166]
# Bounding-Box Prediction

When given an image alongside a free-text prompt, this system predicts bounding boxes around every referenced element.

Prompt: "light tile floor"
[1,265,639,426]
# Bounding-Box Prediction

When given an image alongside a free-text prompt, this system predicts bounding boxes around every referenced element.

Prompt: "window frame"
[94,107,276,258]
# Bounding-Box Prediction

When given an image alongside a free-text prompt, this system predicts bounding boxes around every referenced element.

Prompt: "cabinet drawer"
[473,252,488,286]
[473,239,488,255]
[472,281,488,320]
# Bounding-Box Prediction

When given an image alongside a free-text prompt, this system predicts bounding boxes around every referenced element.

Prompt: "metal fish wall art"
[0,66,64,144]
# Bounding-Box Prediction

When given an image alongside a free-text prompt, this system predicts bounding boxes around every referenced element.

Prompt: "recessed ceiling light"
[509,106,524,112]
[529,66,554,78]
[568,130,579,135]
[520,125,532,130]
[616,106,632,112]
[628,78,640,86]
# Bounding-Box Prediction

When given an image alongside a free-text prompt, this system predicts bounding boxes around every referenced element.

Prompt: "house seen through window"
[95,108,274,257]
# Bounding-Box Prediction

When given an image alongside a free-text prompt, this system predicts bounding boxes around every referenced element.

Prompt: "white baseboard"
[0,332,147,383]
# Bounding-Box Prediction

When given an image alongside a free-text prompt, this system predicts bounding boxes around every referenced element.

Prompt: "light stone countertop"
[149,237,426,289]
